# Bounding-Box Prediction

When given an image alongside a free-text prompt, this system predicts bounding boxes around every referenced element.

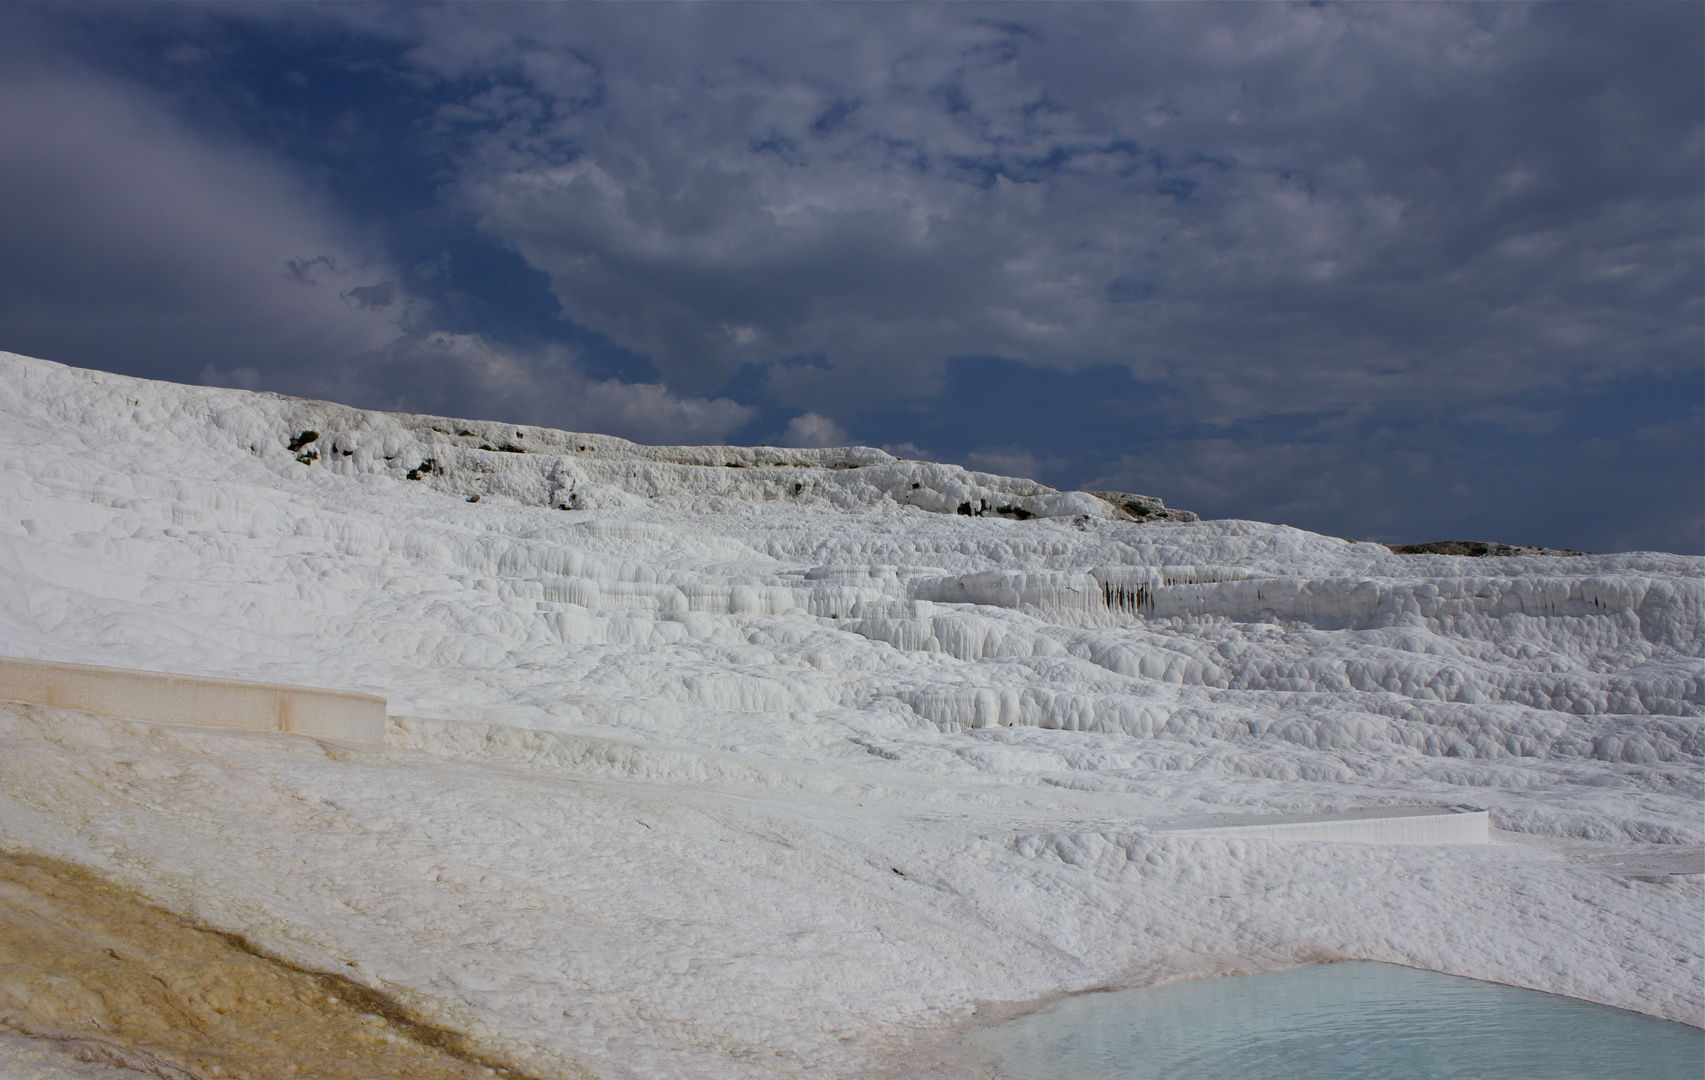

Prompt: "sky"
[0,2,1698,554]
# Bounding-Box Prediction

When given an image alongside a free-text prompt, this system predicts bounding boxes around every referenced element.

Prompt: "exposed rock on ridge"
[1086,490,1200,524]
[1388,541,1589,557]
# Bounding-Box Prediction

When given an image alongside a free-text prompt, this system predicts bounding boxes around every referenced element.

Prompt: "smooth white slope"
[0,352,1700,1078]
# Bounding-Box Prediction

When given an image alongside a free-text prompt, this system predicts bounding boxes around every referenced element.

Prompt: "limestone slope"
[0,351,1699,1078]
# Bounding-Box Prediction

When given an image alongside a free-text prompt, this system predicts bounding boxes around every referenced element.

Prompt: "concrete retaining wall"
[0,657,387,744]
[1161,807,1490,845]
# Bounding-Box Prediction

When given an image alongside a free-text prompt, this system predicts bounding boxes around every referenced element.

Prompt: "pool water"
[967,962,1704,1080]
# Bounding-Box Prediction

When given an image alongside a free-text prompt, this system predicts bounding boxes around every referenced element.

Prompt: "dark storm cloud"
[0,57,405,385]
[0,2,1697,550]
[0,4,757,442]
[392,2,1700,420]
[1085,386,1705,556]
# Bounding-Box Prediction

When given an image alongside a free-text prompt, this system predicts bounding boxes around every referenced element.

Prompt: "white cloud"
[880,442,932,461]
[778,411,847,448]
[318,332,755,446]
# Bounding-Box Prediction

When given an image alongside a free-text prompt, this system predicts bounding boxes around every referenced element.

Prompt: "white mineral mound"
[0,352,1699,1078]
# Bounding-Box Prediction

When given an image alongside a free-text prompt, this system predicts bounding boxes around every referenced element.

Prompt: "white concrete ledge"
[1159,806,1490,845]
[0,656,387,744]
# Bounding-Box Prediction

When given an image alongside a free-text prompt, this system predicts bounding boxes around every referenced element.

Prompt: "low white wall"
[1162,807,1490,845]
[0,656,387,744]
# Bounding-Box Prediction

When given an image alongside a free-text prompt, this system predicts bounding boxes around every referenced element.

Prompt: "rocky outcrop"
[1086,491,1200,523]
[1387,541,1589,557]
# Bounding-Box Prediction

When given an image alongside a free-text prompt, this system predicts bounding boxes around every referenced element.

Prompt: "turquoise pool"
[967,961,1703,1079]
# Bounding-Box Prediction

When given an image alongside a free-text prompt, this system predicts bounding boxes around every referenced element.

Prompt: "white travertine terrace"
[0,351,1699,1079]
